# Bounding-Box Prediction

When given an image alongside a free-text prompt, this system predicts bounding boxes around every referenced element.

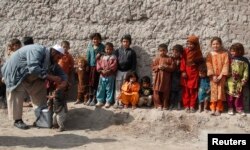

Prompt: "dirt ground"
[0,102,250,150]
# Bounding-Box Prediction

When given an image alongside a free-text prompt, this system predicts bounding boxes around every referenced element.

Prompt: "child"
[180,35,203,113]
[47,89,67,132]
[96,42,117,108]
[86,33,105,106]
[74,56,89,105]
[119,71,140,109]
[152,44,175,110]
[113,34,137,108]
[138,76,153,107]
[5,38,22,60]
[227,43,248,116]
[22,36,34,45]
[206,37,229,116]
[170,44,183,110]
[58,41,74,86]
[198,63,210,113]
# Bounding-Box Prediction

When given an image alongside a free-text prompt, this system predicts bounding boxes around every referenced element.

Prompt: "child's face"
[230,49,238,57]
[159,48,167,56]
[130,76,136,82]
[211,40,222,52]
[142,82,150,88]
[187,42,195,50]
[105,45,113,55]
[7,45,12,51]
[173,49,181,58]
[62,43,70,52]
[78,60,84,67]
[92,37,101,46]
[12,44,21,51]
[122,39,130,49]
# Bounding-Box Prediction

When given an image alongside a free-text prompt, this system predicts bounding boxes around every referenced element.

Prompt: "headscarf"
[186,35,203,65]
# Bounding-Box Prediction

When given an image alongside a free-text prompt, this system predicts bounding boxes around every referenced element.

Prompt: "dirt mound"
[66,105,250,143]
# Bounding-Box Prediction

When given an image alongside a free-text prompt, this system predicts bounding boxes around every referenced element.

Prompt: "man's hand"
[47,75,61,83]
[56,81,67,90]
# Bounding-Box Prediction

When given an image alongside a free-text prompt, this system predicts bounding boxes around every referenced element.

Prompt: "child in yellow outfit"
[119,71,140,109]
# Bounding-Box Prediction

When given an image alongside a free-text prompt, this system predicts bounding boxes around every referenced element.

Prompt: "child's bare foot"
[57,127,65,132]
[105,102,111,108]
[237,110,246,116]
[228,109,234,115]
[95,102,104,107]
[185,107,190,113]
[157,106,162,111]
[52,124,59,129]
[74,99,81,105]
[190,107,195,113]
[214,110,220,116]
[132,106,137,109]
[210,110,215,115]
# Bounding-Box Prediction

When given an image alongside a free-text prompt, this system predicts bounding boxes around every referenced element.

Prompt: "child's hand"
[47,95,54,99]
[47,75,61,84]
[101,70,107,75]
[217,74,223,80]
[213,76,219,83]
[241,80,246,87]
[206,89,211,94]
[181,72,187,78]
[96,53,101,60]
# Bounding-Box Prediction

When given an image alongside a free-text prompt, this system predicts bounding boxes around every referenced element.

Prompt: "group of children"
[1,33,249,131]
[72,33,249,117]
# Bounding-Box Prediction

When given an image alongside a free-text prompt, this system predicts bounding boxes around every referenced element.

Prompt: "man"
[1,44,67,129]
[22,36,34,107]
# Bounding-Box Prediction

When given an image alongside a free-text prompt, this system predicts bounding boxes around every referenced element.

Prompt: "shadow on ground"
[0,134,116,149]
[65,107,134,131]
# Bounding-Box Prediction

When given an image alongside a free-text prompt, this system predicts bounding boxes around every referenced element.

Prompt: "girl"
[74,56,89,105]
[206,37,229,116]
[152,44,175,110]
[180,35,203,113]
[227,43,248,116]
[96,42,117,108]
[86,33,105,106]
[119,71,140,109]
[198,63,210,113]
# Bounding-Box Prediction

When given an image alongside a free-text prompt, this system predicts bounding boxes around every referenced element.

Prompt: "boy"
[138,76,153,107]
[113,34,137,108]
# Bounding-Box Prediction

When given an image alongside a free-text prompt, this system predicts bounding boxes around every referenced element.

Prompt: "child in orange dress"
[206,37,229,116]
[119,71,140,109]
